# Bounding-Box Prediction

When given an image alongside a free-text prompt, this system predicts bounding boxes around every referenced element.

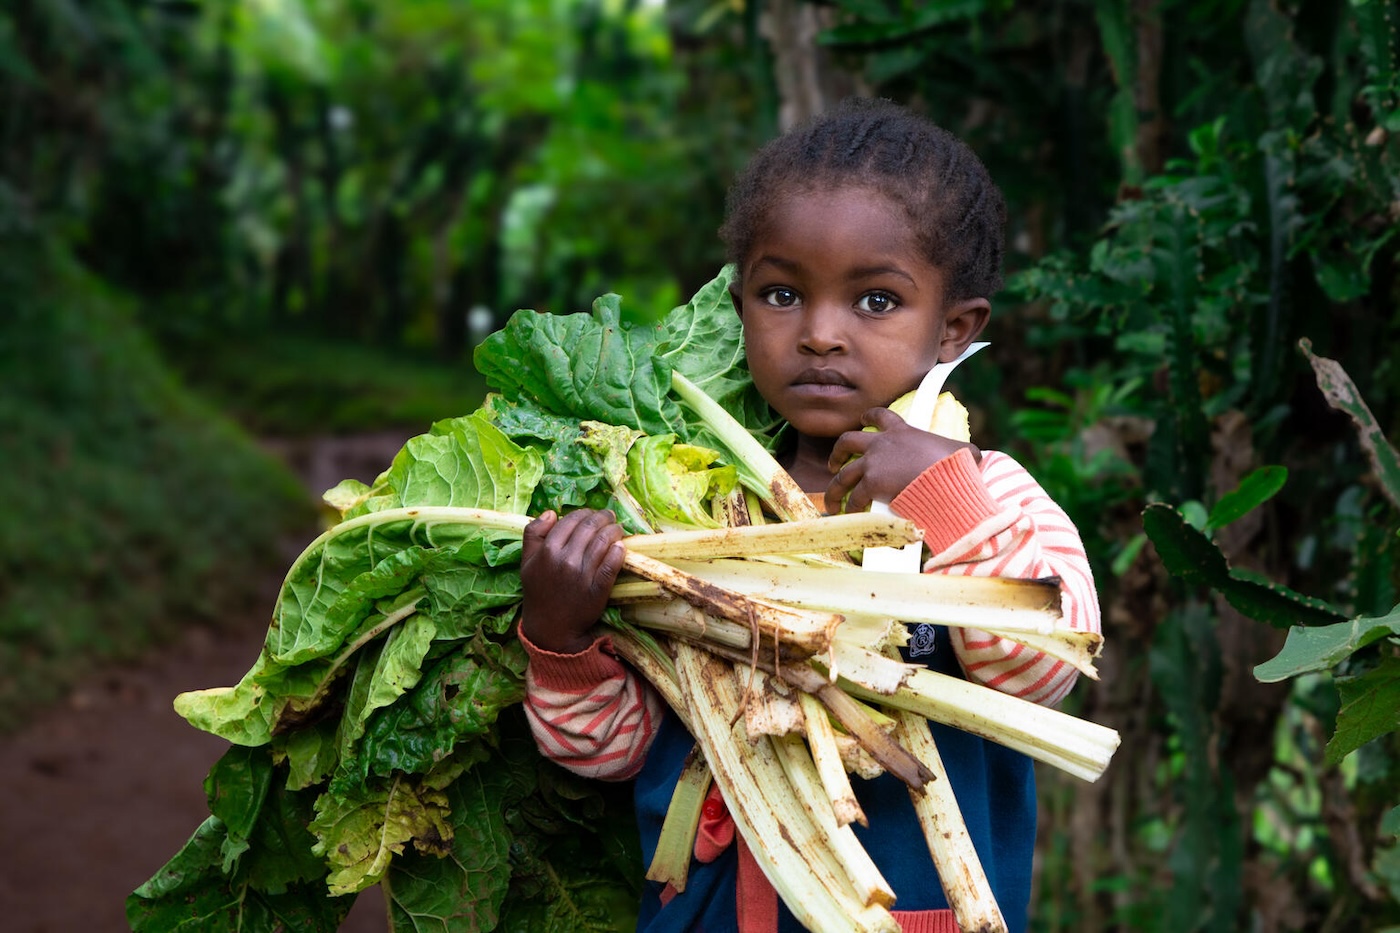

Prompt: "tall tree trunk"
[1132,0,1166,178]
[758,0,868,131]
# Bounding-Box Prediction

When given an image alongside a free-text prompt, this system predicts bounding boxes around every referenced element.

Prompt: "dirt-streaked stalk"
[673,644,900,933]
[621,550,841,657]
[894,710,1007,933]
[770,732,897,909]
[663,558,1068,638]
[624,513,920,562]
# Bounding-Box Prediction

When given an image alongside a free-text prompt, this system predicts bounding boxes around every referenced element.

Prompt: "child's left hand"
[824,407,981,515]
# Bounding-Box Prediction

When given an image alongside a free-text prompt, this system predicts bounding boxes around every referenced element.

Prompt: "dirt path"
[1,432,412,932]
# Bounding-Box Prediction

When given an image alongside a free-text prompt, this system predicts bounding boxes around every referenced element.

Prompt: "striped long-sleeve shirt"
[520,446,1100,781]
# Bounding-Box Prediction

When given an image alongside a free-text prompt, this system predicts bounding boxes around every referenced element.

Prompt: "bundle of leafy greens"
[127,268,779,932]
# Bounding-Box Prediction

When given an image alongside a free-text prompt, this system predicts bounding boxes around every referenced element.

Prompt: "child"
[516,97,1100,933]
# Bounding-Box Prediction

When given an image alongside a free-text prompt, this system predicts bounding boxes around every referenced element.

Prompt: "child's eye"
[760,287,799,307]
[857,292,899,314]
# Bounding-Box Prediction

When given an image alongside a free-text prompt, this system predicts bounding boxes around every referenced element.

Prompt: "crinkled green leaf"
[475,293,686,437]
[175,649,336,747]
[336,637,387,762]
[277,718,339,791]
[387,411,545,513]
[128,773,349,933]
[474,267,778,451]
[323,477,379,516]
[177,427,536,744]
[274,547,434,668]
[363,612,438,724]
[246,770,339,894]
[418,559,522,637]
[480,395,616,515]
[263,413,540,667]
[310,772,456,896]
[381,760,525,932]
[578,420,645,490]
[344,635,527,787]
[624,434,736,531]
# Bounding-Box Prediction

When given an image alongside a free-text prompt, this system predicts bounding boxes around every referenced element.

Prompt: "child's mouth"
[792,368,854,388]
[791,369,856,400]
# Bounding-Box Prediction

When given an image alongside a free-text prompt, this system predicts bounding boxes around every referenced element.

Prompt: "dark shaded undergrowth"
[0,240,314,730]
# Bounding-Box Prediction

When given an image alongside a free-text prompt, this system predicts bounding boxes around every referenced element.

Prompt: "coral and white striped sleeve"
[889,447,1101,706]
[518,626,664,780]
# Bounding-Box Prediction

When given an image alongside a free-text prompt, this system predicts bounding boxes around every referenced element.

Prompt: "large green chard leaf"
[475,293,686,437]
[126,816,353,933]
[175,414,541,745]
[478,394,615,517]
[270,412,540,666]
[474,266,779,450]
[205,745,274,874]
[379,730,536,932]
[652,264,781,443]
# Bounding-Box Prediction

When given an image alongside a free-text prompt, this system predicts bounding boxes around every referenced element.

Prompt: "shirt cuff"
[889,447,1001,556]
[517,623,625,692]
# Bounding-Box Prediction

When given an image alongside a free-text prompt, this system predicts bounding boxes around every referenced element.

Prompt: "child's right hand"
[519,508,626,654]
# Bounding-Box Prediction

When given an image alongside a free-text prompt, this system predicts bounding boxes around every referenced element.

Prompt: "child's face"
[733,185,988,444]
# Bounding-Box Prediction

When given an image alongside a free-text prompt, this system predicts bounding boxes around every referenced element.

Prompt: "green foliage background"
[4,0,1399,929]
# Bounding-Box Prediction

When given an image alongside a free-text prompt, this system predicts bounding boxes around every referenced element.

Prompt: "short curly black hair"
[719,97,1006,303]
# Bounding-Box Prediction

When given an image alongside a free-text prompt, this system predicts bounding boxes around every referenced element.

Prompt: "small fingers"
[828,429,873,474]
[591,537,627,593]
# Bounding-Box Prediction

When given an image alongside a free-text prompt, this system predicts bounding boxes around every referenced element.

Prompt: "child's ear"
[938,298,991,362]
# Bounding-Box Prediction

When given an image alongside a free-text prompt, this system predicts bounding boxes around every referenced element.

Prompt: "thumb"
[863,406,906,430]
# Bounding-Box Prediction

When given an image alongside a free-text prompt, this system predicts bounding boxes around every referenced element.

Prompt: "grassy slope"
[0,242,314,729]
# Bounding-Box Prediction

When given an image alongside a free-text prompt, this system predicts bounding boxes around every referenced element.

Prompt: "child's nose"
[799,304,846,353]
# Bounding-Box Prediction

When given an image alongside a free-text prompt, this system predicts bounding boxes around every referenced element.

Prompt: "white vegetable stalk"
[624,512,921,561]
[845,668,1121,783]
[797,690,867,828]
[770,732,896,909]
[673,644,901,933]
[893,710,1006,933]
[665,558,1067,637]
